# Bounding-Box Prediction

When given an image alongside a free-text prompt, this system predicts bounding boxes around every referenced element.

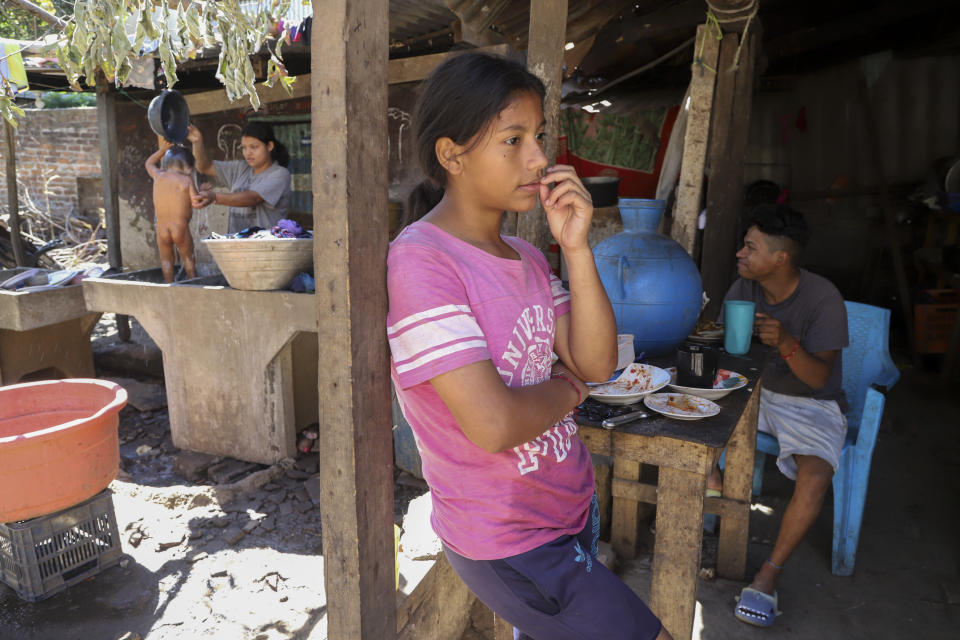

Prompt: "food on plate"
[666,395,701,413]
[592,364,653,395]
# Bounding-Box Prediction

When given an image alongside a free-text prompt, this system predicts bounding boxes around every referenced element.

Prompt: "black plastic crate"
[0,489,122,602]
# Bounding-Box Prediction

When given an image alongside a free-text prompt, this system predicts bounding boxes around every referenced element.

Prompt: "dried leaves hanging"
[0,0,298,125]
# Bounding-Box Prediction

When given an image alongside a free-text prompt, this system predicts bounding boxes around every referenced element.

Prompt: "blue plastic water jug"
[594,198,703,356]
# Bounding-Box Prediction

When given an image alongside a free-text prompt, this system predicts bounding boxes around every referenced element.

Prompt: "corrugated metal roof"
[440,0,629,50]
[390,1,458,52]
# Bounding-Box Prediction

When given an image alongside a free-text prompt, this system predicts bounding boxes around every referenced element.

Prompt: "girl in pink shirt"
[387,52,669,640]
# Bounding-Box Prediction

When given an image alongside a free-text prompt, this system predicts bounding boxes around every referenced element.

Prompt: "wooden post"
[3,121,26,266]
[516,0,567,253]
[716,381,760,579]
[700,26,760,319]
[311,1,396,638]
[611,458,642,559]
[96,74,130,342]
[649,466,706,640]
[671,23,721,256]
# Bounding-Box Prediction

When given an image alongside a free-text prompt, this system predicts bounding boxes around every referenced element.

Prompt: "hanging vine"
[1,0,300,126]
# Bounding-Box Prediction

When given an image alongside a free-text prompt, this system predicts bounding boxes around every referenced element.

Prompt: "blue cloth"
[444,495,662,640]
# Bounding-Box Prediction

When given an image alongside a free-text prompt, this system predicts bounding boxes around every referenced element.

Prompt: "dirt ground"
[1,315,958,639]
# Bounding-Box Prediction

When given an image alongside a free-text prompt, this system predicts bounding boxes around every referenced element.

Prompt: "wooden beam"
[3,121,26,266]
[185,45,511,116]
[701,25,760,320]
[311,1,395,638]
[185,76,312,116]
[671,23,721,256]
[517,0,567,254]
[610,477,748,518]
[96,74,130,342]
[387,44,509,84]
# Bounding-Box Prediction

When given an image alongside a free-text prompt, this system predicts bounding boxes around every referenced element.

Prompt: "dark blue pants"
[444,496,662,640]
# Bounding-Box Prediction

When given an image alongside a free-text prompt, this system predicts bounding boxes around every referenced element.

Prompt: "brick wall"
[0,107,101,216]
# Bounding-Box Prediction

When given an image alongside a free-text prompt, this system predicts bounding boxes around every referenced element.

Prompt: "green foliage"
[38,90,96,107]
[0,1,59,40]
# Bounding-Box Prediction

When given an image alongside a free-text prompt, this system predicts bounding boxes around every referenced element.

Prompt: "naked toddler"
[145,137,199,283]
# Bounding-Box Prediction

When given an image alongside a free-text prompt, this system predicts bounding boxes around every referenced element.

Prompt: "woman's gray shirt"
[213,160,291,233]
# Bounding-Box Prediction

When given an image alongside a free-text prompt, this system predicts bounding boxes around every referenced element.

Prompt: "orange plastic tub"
[0,379,126,523]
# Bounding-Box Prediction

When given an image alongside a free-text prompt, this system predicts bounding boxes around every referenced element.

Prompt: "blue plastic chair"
[750,301,900,576]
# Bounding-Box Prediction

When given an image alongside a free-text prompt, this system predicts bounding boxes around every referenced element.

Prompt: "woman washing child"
[186,122,292,233]
[387,52,670,640]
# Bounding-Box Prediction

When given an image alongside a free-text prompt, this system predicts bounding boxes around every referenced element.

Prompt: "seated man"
[709,204,849,627]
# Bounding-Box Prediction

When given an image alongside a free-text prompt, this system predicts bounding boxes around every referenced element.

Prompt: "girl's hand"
[186,124,202,145]
[539,165,593,253]
[191,188,215,209]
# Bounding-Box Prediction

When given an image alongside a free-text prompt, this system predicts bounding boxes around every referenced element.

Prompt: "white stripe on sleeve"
[550,275,570,306]
[395,339,488,374]
[389,309,486,364]
[388,304,474,334]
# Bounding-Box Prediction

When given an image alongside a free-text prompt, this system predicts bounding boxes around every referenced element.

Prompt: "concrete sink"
[0,268,100,384]
[82,268,318,464]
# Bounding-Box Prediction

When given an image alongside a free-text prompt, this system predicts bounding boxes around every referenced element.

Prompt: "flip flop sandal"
[734,587,781,627]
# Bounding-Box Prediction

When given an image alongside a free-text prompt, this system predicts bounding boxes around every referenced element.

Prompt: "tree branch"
[5,0,69,29]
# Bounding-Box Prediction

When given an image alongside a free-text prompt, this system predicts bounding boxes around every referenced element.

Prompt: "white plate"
[664,367,748,401]
[0,268,40,290]
[644,392,721,420]
[588,363,670,405]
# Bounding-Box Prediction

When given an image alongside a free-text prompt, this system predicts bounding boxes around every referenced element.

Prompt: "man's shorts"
[759,387,848,480]
[443,495,662,640]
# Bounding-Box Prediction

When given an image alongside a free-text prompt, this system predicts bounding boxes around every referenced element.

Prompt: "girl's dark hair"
[402,52,546,227]
[241,122,290,168]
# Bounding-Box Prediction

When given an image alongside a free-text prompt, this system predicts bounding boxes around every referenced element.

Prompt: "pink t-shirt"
[387,220,594,560]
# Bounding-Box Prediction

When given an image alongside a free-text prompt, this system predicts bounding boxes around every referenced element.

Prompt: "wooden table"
[577,345,768,640]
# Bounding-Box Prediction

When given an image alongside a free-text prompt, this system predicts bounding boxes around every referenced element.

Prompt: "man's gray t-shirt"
[213,160,291,233]
[723,270,849,410]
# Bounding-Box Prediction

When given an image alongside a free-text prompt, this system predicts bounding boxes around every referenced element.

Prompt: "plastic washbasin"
[0,379,126,522]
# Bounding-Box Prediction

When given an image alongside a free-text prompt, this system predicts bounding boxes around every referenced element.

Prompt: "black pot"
[583,176,621,208]
[147,90,190,143]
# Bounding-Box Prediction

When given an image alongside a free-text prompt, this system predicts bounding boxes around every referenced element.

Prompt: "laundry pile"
[209,219,313,241]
